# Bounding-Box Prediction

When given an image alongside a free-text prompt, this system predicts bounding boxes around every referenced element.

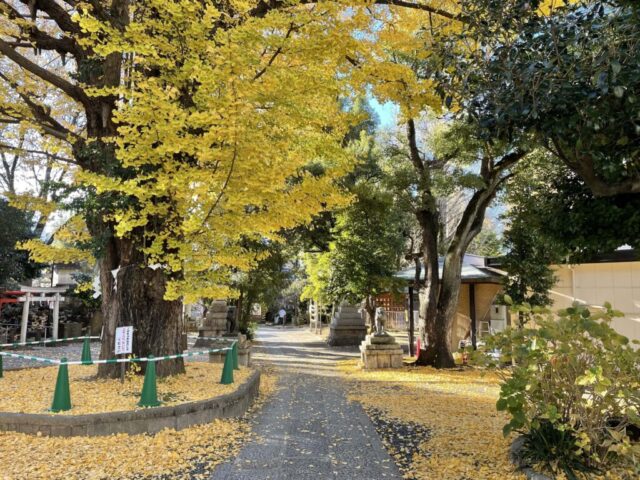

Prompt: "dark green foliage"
[500,153,640,311]
[522,420,591,480]
[467,226,503,257]
[436,0,640,196]
[234,242,294,329]
[479,304,640,477]
[239,321,258,341]
[0,198,40,286]
[326,187,407,304]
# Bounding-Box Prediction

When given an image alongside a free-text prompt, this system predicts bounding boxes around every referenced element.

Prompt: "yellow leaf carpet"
[0,366,278,479]
[0,362,253,414]
[339,361,525,480]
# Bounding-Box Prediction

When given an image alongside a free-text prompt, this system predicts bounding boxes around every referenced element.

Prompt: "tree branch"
[254,23,297,81]
[250,0,459,21]
[0,0,83,57]
[17,0,80,34]
[0,38,89,105]
[0,72,79,142]
[0,142,76,164]
[407,118,425,172]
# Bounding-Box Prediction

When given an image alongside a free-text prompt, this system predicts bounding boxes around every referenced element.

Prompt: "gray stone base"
[206,336,251,367]
[327,326,367,346]
[194,332,226,348]
[0,370,260,437]
[238,347,251,367]
[359,334,403,369]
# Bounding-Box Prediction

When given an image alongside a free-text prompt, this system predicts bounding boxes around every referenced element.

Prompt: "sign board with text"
[114,326,133,355]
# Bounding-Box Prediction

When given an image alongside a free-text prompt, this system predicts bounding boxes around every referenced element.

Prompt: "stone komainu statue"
[374,306,386,335]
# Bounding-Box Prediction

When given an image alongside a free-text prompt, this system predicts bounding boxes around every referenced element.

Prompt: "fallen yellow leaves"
[0,419,248,480]
[0,370,279,480]
[0,362,253,415]
[339,361,525,480]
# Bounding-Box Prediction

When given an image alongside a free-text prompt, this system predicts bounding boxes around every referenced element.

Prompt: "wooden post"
[408,286,415,357]
[469,283,477,350]
[20,292,30,343]
[52,293,60,341]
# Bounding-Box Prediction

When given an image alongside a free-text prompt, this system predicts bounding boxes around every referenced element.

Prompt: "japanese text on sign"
[115,326,133,355]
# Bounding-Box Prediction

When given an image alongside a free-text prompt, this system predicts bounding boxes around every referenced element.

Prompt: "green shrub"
[479,303,640,478]
[239,321,258,341]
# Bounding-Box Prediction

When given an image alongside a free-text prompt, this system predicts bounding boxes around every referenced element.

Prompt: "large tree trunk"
[427,251,465,368]
[415,210,441,365]
[97,235,185,378]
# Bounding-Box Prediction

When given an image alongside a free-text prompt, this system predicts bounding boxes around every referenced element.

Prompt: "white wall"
[551,262,640,342]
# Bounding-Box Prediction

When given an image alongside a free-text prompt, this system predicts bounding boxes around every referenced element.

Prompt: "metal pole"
[52,293,60,341]
[470,283,477,350]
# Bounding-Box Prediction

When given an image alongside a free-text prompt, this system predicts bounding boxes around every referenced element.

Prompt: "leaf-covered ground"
[0,362,253,414]
[339,360,526,480]
[0,371,278,480]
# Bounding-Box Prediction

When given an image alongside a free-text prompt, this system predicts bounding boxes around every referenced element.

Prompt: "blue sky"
[369,97,399,129]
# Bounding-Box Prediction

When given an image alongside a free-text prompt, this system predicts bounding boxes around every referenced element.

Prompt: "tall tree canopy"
[0,0,459,375]
[439,0,640,196]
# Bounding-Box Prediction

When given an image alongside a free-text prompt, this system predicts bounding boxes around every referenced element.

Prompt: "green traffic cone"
[81,337,93,365]
[138,357,161,407]
[220,349,234,385]
[232,341,239,370]
[51,358,71,412]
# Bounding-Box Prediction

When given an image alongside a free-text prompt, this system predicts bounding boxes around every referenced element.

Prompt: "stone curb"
[510,436,553,480]
[0,370,260,437]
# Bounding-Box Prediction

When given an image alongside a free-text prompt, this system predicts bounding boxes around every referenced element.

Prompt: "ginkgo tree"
[0,0,458,376]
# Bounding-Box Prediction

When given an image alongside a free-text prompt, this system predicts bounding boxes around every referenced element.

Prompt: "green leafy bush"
[239,321,258,341]
[479,303,640,478]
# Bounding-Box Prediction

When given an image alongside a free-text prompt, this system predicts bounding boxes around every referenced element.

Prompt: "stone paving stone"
[210,326,402,480]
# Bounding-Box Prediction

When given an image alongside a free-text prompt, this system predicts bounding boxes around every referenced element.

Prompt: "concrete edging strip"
[0,370,260,437]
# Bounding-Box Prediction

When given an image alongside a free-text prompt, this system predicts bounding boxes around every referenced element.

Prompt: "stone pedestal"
[195,300,228,347]
[327,303,367,346]
[359,333,404,369]
[207,334,252,367]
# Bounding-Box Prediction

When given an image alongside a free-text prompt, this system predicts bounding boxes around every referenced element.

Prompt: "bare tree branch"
[250,0,459,21]
[0,38,89,105]
[0,142,75,164]
[16,0,80,34]
[0,72,79,141]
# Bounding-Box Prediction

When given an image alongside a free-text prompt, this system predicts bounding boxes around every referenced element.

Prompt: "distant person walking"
[278,308,287,328]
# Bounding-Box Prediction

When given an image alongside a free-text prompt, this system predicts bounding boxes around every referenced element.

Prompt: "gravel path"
[1,341,102,369]
[1,336,214,369]
[210,326,403,480]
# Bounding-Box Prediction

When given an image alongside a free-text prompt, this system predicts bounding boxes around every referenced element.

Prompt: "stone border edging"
[510,436,553,480]
[0,370,260,437]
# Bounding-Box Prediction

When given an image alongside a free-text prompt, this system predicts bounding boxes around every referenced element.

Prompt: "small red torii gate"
[0,286,66,343]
